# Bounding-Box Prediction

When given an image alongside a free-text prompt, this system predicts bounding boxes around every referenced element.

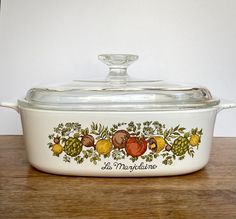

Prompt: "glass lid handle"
[98,54,138,82]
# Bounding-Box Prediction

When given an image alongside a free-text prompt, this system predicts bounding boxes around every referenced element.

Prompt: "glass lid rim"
[18,98,221,111]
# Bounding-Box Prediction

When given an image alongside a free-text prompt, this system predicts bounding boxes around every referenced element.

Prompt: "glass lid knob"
[98,54,138,83]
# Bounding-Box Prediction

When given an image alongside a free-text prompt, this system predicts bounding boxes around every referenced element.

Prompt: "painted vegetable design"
[48,121,203,165]
[125,137,147,157]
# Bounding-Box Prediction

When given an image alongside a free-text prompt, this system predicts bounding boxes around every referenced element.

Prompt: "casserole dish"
[1,54,235,176]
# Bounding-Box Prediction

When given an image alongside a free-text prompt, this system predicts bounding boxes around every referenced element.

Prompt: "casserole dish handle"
[218,100,236,113]
[0,102,19,112]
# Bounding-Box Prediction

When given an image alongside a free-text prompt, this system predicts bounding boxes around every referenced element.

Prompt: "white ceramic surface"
[21,106,216,176]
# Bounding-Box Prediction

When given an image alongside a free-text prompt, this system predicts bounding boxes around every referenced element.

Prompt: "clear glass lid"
[20,54,220,111]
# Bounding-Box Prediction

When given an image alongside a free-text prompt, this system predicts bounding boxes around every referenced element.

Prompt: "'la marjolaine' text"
[101,162,157,172]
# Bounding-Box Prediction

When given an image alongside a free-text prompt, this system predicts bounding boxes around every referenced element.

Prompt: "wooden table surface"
[0,136,235,219]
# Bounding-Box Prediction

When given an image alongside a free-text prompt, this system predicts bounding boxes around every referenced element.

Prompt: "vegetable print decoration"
[48,121,203,165]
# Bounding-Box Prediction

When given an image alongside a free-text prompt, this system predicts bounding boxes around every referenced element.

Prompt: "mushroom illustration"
[112,130,130,149]
[81,134,95,147]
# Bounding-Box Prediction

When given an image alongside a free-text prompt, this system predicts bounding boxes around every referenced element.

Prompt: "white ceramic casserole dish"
[1,54,235,177]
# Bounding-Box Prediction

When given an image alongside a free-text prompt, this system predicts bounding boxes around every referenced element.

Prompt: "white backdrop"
[0,0,236,136]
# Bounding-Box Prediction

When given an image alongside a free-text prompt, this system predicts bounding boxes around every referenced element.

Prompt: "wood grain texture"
[0,136,236,219]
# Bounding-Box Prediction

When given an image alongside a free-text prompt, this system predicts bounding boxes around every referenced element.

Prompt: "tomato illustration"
[125,137,147,157]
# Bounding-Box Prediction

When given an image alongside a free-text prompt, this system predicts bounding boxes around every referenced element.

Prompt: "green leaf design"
[48,120,203,166]
[63,155,71,163]
[130,157,139,163]
[174,125,180,131]
[178,127,186,133]
[184,132,190,138]
[74,156,84,164]
[188,148,195,157]
[47,142,53,145]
